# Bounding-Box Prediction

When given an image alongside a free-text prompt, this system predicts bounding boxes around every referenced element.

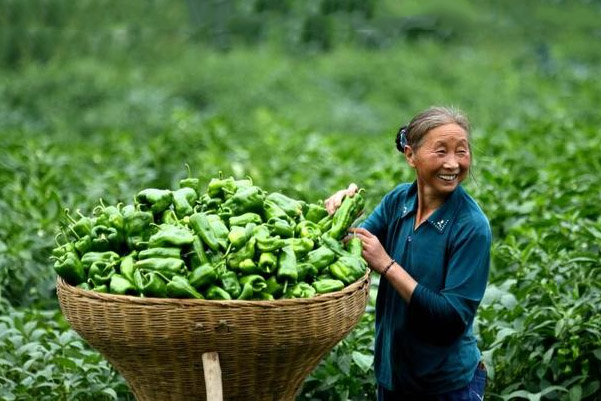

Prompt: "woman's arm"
[349,226,485,346]
[348,227,417,302]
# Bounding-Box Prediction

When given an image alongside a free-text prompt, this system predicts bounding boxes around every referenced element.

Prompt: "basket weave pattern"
[56,273,370,401]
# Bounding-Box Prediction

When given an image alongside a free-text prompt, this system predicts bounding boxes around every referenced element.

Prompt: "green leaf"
[569,384,582,401]
[101,388,118,400]
[351,351,373,374]
[54,356,77,370]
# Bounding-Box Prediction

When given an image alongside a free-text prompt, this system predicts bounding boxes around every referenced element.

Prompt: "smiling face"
[404,123,471,201]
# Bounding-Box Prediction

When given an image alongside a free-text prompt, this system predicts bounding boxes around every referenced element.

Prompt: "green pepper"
[93,203,123,232]
[54,251,85,285]
[305,202,329,223]
[256,235,287,252]
[81,251,120,271]
[148,224,195,248]
[254,292,274,301]
[284,282,316,299]
[267,217,295,238]
[179,166,200,192]
[109,274,138,296]
[92,284,108,293]
[188,263,219,289]
[134,270,167,297]
[166,275,203,299]
[319,234,352,258]
[65,209,94,238]
[238,274,267,300]
[318,215,333,232]
[346,236,363,257]
[229,212,263,227]
[205,285,232,300]
[228,225,250,249]
[173,187,198,218]
[264,276,284,298]
[227,237,256,270]
[222,186,265,216]
[302,246,336,272]
[207,213,230,241]
[74,235,92,255]
[220,270,241,298]
[258,252,278,274]
[328,256,367,285]
[187,236,210,268]
[237,258,259,274]
[135,188,173,215]
[297,262,319,282]
[124,209,154,250]
[88,261,117,287]
[295,220,322,241]
[52,241,76,259]
[179,177,200,191]
[262,199,289,221]
[266,192,304,219]
[90,225,120,251]
[199,194,223,212]
[252,224,271,240]
[285,237,314,257]
[326,189,365,240]
[312,279,345,294]
[77,282,91,291]
[207,175,237,199]
[135,257,185,279]
[189,212,228,252]
[119,253,137,283]
[138,247,182,259]
[160,209,180,225]
[122,204,136,216]
[277,245,298,283]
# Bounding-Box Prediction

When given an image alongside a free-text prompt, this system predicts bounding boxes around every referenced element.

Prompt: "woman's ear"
[404,146,416,168]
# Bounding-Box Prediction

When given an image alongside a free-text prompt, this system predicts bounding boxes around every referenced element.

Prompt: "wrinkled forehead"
[421,123,469,146]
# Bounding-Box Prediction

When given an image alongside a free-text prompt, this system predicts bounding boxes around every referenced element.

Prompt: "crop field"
[1,0,601,400]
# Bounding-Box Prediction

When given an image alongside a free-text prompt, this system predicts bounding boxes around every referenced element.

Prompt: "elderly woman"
[326,106,491,400]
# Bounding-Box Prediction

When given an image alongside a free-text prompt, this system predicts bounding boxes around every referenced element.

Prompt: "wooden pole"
[202,352,223,401]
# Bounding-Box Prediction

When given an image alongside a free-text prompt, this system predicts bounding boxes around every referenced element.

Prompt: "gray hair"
[405,106,471,151]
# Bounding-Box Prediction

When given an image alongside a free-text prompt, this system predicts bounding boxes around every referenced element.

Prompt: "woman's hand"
[324,183,359,215]
[347,227,391,274]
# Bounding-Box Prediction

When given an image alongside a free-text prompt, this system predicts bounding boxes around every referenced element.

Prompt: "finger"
[349,227,373,237]
[347,183,359,197]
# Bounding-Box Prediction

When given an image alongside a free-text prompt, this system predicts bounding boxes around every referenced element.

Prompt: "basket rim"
[56,271,371,308]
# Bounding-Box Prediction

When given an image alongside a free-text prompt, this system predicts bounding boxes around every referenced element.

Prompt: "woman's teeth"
[439,174,458,181]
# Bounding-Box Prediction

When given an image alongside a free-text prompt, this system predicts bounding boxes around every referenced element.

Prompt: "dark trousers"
[378,363,487,401]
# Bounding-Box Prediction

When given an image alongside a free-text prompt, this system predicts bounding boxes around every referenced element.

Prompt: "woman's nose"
[443,155,459,169]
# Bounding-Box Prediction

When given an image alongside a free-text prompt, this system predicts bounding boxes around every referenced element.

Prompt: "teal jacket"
[361,182,491,395]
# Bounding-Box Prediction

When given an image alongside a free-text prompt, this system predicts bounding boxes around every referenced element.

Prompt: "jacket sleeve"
[407,219,491,345]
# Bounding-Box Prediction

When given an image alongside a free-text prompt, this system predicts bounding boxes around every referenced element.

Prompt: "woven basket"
[56,272,370,401]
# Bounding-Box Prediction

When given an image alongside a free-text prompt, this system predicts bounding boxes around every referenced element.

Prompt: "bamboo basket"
[56,272,370,401]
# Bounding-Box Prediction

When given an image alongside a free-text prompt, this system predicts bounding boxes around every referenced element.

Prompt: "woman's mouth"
[438,174,458,182]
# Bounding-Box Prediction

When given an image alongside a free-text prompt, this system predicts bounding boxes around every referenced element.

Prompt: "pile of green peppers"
[52,174,367,300]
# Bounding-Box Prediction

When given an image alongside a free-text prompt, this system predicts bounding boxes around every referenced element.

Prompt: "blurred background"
[1,0,601,400]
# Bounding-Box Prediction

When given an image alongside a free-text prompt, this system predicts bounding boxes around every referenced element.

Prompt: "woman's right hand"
[324,183,359,215]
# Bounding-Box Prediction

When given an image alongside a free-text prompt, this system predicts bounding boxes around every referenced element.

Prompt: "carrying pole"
[202,352,223,401]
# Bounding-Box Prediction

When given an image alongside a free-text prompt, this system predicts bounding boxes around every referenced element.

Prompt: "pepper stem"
[64,208,77,225]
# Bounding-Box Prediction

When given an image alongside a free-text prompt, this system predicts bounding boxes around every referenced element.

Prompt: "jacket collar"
[399,181,465,234]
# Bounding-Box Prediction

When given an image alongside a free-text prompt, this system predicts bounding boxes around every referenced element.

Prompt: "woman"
[325,106,491,400]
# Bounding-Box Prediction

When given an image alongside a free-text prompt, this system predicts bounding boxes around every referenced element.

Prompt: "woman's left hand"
[347,227,391,274]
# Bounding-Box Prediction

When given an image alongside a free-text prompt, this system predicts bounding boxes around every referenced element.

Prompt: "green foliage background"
[1,0,601,399]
